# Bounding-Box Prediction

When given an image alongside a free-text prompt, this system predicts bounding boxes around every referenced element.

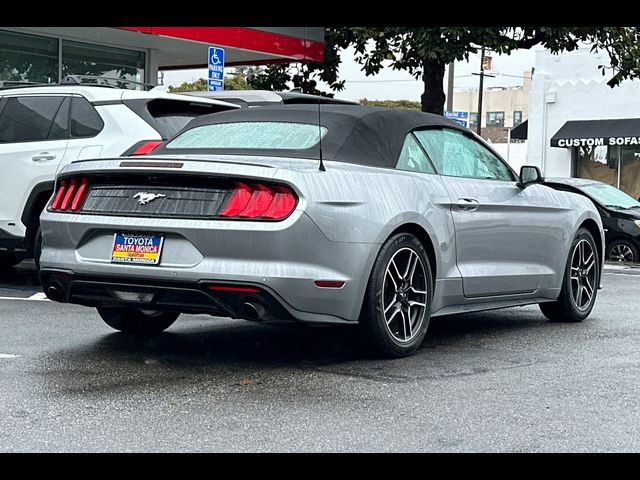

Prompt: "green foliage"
[224,74,250,90]
[247,65,290,91]
[246,27,353,96]
[167,74,250,93]
[168,78,207,93]
[359,99,421,110]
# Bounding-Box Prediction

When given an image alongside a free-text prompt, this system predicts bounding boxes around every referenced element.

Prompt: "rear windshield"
[124,98,232,140]
[166,121,327,150]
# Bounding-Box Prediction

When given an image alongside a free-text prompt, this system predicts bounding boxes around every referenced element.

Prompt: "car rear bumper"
[40,269,297,322]
[39,209,379,323]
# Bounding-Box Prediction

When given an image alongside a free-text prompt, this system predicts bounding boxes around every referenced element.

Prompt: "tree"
[247,27,354,96]
[250,27,640,115]
[343,27,640,114]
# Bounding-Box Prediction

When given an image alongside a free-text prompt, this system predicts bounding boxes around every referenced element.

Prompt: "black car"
[544,177,640,263]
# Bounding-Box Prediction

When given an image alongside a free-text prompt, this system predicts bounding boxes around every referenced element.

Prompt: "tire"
[97,307,179,334]
[539,227,599,322]
[0,252,21,269]
[606,239,638,263]
[360,232,433,358]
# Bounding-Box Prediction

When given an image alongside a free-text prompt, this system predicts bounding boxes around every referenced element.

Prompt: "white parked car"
[0,81,237,269]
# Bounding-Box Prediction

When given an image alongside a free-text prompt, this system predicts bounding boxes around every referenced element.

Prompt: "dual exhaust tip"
[47,285,64,303]
[242,301,271,322]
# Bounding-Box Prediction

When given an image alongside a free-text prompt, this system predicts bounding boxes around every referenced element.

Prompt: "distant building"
[526,46,640,199]
[452,71,531,143]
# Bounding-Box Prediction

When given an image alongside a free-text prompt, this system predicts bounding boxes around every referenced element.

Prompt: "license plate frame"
[111,232,165,265]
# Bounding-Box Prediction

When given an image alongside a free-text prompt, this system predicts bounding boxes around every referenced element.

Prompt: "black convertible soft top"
[155,104,468,169]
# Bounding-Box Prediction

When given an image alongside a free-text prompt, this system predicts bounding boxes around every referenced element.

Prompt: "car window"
[414,128,513,181]
[48,97,70,140]
[70,96,103,138]
[396,134,435,174]
[146,100,226,139]
[0,96,65,143]
[166,122,327,150]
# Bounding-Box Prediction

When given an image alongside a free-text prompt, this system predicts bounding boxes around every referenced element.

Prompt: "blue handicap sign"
[208,46,225,92]
[208,79,224,90]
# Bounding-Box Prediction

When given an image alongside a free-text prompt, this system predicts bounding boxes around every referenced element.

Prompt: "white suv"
[0,83,237,269]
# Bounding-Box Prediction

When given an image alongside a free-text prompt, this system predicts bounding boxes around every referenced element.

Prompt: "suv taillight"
[219,182,297,220]
[50,177,90,212]
[121,140,163,156]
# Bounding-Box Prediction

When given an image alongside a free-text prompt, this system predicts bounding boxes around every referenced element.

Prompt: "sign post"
[208,46,225,92]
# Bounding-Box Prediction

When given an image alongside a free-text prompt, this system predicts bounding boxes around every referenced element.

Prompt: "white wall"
[491,142,528,172]
[527,46,640,178]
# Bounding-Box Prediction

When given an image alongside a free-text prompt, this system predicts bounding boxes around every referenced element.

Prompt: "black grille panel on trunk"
[82,185,230,218]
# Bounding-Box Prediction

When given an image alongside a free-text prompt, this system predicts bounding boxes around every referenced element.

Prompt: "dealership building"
[0,27,324,87]
[523,46,640,199]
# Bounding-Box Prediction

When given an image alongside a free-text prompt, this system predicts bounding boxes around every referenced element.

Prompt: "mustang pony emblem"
[134,192,166,205]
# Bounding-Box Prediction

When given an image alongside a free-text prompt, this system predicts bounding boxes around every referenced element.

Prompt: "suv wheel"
[0,252,21,269]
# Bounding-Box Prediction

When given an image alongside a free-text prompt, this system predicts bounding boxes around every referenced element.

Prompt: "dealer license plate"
[111,232,165,265]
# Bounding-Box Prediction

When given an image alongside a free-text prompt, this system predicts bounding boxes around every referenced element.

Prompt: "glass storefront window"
[620,145,640,200]
[577,144,640,200]
[0,30,58,85]
[61,40,145,88]
[577,145,617,187]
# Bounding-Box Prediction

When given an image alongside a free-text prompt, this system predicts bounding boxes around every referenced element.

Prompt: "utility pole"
[476,47,485,136]
[472,46,495,137]
[446,62,455,112]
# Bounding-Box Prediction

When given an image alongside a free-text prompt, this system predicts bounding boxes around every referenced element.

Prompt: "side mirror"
[517,165,544,188]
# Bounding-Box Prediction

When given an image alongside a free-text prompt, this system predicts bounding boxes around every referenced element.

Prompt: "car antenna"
[317,99,326,172]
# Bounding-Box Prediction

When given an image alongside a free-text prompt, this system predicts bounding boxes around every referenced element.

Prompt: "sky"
[161,46,542,102]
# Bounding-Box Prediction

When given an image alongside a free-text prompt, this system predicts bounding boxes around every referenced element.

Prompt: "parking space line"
[0,295,49,302]
[0,353,20,359]
[27,292,49,301]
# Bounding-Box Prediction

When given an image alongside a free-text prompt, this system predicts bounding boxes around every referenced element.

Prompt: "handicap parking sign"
[208,46,225,92]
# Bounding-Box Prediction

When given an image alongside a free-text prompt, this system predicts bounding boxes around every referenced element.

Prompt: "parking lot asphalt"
[1,261,639,452]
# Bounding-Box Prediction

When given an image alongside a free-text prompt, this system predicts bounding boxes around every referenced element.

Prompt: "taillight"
[262,186,297,219]
[218,183,253,217]
[238,184,275,218]
[50,177,90,212]
[71,178,89,211]
[122,140,163,156]
[219,182,297,220]
[50,179,68,210]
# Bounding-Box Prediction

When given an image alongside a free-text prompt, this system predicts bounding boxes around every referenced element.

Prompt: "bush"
[359,99,422,111]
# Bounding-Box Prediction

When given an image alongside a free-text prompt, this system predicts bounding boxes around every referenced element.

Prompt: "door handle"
[456,198,480,211]
[32,152,56,162]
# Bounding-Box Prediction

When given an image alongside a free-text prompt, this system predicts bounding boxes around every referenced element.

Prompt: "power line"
[344,74,474,84]
[343,72,527,84]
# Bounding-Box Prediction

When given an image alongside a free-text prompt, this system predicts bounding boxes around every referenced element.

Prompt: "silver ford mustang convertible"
[39,105,604,357]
